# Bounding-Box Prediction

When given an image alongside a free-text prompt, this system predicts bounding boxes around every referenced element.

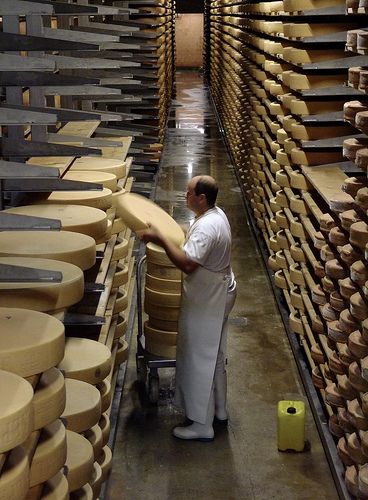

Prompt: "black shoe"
[213,416,228,426]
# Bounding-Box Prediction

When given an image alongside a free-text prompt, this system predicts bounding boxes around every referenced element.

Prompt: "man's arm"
[137,226,199,274]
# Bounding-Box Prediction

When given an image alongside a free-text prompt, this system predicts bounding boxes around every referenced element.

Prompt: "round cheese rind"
[114,339,129,368]
[0,257,84,312]
[144,301,180,321]
[0,446,29,500]
[97,445,112,484]
[30,419,67,487]
[145,286,181,307]
[0,231,96,271]
[146,243,177,267]
[0,370,34,453]
[33,368,66,430]
[98,413,110,447]
[63,170,118,192]
[145,338,176,358]
[84,424,103,460]
[39,471,69,500]
[69,483,93,499]
[89,462,103,499]
[0,308,64,377]
[144,321,177,346]
[145,273,182,293]
[65,430,94,493]
[115,193,184,247]
[59,338,112,385]
[5,204,107,241]
[61,378,101,433]
[70,156,126,179]
[41,188,112,212]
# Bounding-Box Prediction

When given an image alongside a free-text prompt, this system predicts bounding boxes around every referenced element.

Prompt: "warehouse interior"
[0,0,368,499]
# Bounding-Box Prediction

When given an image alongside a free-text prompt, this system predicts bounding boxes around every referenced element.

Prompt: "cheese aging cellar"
[1,0,368,499]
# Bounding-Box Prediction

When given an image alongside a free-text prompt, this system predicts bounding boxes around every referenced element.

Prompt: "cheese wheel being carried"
[59,338,111,385]
[115,192,185,247]
[0,257,84,312]
[0,370,34,453]
[63,170,118,192]
[29,419,67,487]
[5,204,107,241]
[0,446,29,500]
[61,378,101,433]
[0,308,65,377]
[33,367,66,430]
[65,431,94,493]
[0,231,96,271]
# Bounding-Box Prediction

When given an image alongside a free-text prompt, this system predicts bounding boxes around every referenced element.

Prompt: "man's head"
[186,175,218,215]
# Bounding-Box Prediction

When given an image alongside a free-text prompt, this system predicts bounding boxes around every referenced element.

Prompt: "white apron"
[174,265,229,424]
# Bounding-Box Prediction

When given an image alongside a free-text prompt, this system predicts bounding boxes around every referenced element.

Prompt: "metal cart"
[135,254,176,403]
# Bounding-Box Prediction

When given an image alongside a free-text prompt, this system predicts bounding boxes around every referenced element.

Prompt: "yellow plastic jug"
[277,400,305,452]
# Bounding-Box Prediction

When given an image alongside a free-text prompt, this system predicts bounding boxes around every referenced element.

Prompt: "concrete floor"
[104,71,338,500]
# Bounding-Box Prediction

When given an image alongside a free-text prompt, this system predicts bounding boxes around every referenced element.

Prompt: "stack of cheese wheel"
[0,308,68,499]
[115,192,184,358]
[58,338,113,496]
[144,243,182,358]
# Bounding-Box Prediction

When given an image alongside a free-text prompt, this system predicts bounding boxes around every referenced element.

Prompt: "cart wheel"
[148,375,159,404]
[137,357,147,384]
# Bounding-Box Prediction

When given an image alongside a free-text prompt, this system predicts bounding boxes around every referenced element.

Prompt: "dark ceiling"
[176,0,204,14]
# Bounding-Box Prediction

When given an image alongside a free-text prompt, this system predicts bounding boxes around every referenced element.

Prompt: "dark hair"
[194,176,218,206]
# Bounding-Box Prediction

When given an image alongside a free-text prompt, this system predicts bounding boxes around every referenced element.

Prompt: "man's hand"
[136,223,163,246]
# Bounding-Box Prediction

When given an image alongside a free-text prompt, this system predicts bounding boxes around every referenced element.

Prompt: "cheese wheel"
[113,288,128,314]
[89,462,102,499]
[111,216,125,235]
[145,338,176,358]
[5,204,107,241]
[116,193,184,247]
[69,483,93,500]
[112,262,129,288]
[350,222,368,249]
[61,378,101,433]
[146,260,182,280]
[148,316,178,332]
[114,313,127,339]
[30,419,67,487]
[84,424,103,460]
[145,273,181,293]
[111,237,129,262]
[145,287,181,307]
[98,413,110,448]
[37,471,69,500]
[97,378,111,413]
[70,157,126,179]
[144,300,180,321]
[0,446,29,500]
[63,170,118,192]
[97,445,112,484]
[0,370,34,453]
[114,339,129,368]
[65,431,94,493]
[144,321,177,346]
[0,257,84,312]
[41,188,112,212]
[33,368,66,431]
[59,338,111,385]
[0,308,64,377]
[0,231,96,271]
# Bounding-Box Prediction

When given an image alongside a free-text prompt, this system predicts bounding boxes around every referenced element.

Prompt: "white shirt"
[183,206,235,289]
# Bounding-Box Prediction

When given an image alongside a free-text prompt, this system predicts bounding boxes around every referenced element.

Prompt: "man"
[138,175,236,441]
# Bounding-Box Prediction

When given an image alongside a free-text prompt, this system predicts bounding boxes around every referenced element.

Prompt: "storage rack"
[205,0,368,498]
[0,0,175,498]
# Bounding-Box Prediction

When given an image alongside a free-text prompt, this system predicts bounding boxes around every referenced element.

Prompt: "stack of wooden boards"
[205,0,368,495]
[0,0,175,498]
